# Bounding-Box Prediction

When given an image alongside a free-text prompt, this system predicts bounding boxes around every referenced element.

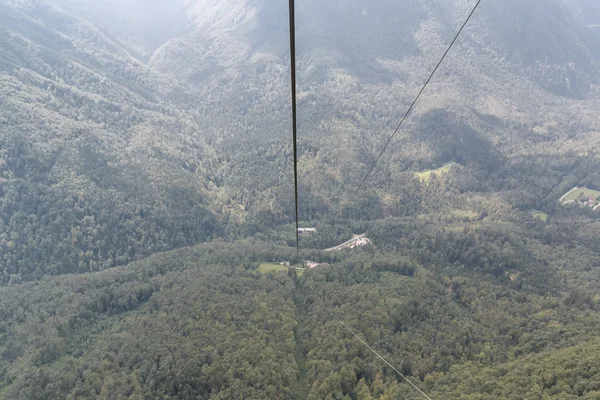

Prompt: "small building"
[298,228,317,235]
[305,261,320,269]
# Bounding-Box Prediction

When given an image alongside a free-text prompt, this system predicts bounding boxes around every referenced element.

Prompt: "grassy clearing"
[453,210,480,221]
[258,263,289,274]
[258,263,306,277]
[416,162,457,182]
[531,211,548,222]
[561,187,600,203]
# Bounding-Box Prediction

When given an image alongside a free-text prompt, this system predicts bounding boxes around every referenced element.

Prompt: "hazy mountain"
[145,0,600,93]
[483,0,600,95]
[564,0,600,30]
[43,0,195,59]
[42,0,600,94]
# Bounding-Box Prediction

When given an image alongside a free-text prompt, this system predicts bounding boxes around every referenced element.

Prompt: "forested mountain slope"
[2,0,600,284]
[0,0,223,281]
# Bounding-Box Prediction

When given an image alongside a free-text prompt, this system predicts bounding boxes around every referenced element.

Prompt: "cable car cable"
[288,0,300,266]
[332,0,484,228]
[289,1,485,398]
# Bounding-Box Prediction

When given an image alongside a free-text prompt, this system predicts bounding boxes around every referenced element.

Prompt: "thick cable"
[288,0,300,265]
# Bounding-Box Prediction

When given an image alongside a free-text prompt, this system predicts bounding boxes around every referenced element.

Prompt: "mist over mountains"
[39,0,600,92]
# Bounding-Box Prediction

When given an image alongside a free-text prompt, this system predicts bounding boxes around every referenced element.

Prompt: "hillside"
[1,0,600,279]
[0,1,230,282]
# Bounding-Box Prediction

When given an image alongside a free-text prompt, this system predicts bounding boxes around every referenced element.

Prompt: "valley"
[1,0,600,398]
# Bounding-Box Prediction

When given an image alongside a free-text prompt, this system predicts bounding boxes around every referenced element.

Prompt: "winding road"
[559,186,580,203]
[324,233,371,252]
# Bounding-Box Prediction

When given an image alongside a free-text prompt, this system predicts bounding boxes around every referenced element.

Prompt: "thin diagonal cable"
[333,0,483,226]
[288,0,300,265]
[314,295,433,400]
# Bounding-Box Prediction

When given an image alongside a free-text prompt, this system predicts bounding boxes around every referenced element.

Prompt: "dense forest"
[2,0,600,398]
[2,214,600,398]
